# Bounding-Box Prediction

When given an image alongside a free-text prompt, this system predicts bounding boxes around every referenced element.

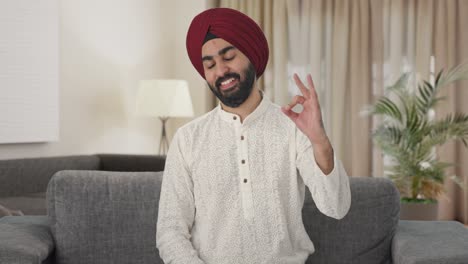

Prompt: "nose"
[215,61,230,78]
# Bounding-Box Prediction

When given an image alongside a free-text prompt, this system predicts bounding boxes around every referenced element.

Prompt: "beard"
[207,63,256,108]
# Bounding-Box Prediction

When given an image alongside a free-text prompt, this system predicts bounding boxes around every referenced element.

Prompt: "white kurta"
[156,94,351,264]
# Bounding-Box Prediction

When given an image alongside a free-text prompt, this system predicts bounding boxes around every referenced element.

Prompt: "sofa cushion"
[0,216,54,264]
[303,177,399,264]
[392,220,468,264]
[47,170,164,264]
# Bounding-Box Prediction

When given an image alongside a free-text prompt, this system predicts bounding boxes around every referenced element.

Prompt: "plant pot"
[400,202,438,220]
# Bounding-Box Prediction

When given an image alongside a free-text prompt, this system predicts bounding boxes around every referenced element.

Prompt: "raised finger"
[293,74,310,98]
[307,74,318,99]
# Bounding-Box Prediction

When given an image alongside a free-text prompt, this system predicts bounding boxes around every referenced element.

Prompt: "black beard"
[207,63,256,108]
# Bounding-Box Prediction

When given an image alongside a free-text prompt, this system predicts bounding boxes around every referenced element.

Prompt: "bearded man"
[156,8,351,264]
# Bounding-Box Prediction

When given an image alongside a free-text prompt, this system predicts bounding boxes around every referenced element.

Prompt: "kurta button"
[241,159,245,164]
[243,179,248,183]
[241,136,244,140]
[233,116,237,120]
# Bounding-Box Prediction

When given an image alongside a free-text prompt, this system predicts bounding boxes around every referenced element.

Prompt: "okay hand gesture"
[281,74,329,146]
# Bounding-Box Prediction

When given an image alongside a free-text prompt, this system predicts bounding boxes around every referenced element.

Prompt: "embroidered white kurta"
[156,94,351,264]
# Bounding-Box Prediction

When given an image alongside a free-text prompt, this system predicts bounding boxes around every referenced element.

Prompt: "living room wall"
[0,0,210,159]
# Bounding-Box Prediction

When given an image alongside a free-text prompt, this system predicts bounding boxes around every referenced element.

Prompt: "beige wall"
[0,0,209,159]
[162,0,214,138]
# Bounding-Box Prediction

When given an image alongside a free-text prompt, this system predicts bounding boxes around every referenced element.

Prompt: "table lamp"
[136,79,194,154]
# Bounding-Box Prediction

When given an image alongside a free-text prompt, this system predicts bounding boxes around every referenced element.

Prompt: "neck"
[221,87,263,123]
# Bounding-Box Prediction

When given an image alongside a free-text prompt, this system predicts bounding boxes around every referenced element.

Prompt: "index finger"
[307,74,318,99]
[293,73,310,98]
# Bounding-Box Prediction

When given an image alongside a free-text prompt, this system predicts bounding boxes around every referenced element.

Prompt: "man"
[156,8,351,264]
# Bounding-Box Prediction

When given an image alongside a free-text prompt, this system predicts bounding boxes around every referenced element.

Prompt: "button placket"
[239,128,248,169]
[238,127,253,221]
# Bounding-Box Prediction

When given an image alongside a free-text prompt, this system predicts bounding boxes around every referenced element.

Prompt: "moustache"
[215,73,241,89]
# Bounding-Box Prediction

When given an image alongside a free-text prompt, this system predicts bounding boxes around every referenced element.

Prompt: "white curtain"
[286,0,374,177]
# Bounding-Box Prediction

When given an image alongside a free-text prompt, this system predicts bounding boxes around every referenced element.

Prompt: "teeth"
[221,78,235,86]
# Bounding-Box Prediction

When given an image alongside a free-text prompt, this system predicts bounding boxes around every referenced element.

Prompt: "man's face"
[201,38,256,108]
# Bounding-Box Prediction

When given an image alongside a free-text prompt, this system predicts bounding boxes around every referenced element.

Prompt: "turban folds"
[186,8,269,79]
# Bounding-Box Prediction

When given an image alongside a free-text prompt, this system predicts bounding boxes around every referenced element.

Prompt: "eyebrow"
[202,46,236,62]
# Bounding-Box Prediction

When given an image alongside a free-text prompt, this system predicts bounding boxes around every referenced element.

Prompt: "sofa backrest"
[303,177,400,264]
[0,155,100,197]
[47,170,164,264]
[47,171,399,264]
[0,154,167,198]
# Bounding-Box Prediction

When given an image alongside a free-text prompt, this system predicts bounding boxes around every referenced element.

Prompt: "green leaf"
[401,197,437,204]
[435,69,443,87]
[367,62,468,200]
[373,97,403,122]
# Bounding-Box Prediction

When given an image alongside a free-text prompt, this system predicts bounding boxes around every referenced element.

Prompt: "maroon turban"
[186,8,269,79]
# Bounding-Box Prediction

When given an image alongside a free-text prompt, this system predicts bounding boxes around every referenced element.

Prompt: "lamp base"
[159,117,169,155]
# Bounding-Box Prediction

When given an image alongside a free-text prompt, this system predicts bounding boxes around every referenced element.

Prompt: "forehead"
[201,38,235,56]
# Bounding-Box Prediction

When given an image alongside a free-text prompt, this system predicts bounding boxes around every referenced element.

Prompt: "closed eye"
[206,57,234,69]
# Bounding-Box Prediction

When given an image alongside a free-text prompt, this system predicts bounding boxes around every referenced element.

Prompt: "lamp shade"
[136,79,194,117]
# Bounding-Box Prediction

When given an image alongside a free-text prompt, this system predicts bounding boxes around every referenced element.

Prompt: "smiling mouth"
[221,84,239,94]
[218,77,239,91]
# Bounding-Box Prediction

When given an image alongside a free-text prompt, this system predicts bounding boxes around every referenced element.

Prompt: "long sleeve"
[156,130,205,264]
[295,128,351,219]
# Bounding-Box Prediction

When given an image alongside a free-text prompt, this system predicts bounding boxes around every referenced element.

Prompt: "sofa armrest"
[96,153,166,172]
[0,216,55,264]
[392,220,468,264]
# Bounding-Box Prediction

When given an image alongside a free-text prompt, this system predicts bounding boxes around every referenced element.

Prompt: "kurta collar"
[217,90,271,125]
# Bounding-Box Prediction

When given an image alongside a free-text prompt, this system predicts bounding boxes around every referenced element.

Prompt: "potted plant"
[365,63,468,220]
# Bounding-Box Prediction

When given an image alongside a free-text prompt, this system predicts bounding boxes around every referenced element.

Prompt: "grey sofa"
[0,154,166,216]
[1,156,468,264]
